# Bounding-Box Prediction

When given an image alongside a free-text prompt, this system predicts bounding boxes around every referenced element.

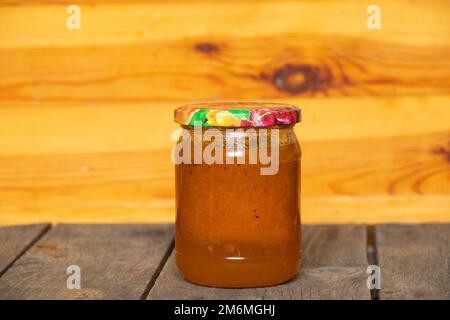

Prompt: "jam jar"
[173,102,301,288]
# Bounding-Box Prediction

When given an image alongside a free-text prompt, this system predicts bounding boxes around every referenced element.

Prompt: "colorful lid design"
[174,102,301,127]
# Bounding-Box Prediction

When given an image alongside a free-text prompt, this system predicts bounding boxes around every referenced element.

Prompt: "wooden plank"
[376,224,450,300]
[148,225,370,300]
[0,224,174,299]
[0,1,449,102]
[1,0,447,47]
[301,195,450,224]
[0,130,448,226]
[0,195,448,226]
[1,97,450,154]
[1,130,447,196]
[0,224,50,276]
[0,35,448,103]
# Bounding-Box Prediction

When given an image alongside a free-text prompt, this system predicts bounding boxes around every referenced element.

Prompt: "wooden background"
[0,0,449,225]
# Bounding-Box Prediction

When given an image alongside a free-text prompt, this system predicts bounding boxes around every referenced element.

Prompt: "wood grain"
[0,0,449,225]
[1,0,448,47]
[0,224,174,299]
[0,224,50,275]
[1,97,450,154]
[0,130,448,225]
[148,225,370,300]
[0,1,449,102]
[376,224,450,300]
[1,35,448,103]
[1,130,447,195]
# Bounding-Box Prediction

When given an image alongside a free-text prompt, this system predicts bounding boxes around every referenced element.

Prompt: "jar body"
[174,126,301,288]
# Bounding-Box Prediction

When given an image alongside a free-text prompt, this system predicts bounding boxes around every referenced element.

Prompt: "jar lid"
[174,102,301,127]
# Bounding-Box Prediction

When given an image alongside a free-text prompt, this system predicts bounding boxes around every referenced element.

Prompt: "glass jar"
[173,102,301,288]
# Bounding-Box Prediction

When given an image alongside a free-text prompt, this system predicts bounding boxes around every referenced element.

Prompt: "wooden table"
[0,224,448,300]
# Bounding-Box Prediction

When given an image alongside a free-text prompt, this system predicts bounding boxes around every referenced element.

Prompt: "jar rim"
[174,101,301,128]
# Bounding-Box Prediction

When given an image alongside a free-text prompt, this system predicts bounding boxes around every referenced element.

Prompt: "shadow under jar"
[173,102,301,288]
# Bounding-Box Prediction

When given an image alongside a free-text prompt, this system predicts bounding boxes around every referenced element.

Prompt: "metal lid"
[174,102,301,127]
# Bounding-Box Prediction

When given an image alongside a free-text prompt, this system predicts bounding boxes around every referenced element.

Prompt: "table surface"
[0,223,448,300]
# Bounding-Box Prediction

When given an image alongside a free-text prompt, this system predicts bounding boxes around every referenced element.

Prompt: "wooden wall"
[0,0,449,225]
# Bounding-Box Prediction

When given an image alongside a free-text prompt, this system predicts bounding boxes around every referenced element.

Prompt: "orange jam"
[173,103,301,288]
